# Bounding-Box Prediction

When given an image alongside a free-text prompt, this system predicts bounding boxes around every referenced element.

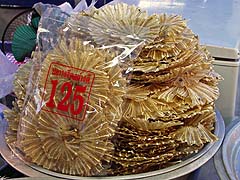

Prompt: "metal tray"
[0,156,7,171]
[0,110,225,180]
[214,117,240,180]
[222,119,240,180]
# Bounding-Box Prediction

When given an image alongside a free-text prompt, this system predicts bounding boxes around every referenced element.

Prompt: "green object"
[12,25,36,62]
[31,16,40,29]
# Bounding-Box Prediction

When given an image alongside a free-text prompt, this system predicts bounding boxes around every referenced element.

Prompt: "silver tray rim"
[0,109,225,179]
[222,119,240,180]
[214,117,240,180]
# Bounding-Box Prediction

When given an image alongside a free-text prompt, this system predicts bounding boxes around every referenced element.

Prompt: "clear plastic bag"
[14,3,149,177]
[0,50,18,98]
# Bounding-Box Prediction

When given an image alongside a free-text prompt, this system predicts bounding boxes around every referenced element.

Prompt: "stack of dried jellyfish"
[4,3,222,177]
[110,12,222,175]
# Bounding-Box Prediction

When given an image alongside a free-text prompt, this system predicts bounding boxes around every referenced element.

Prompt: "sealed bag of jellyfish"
[4,3,222,177]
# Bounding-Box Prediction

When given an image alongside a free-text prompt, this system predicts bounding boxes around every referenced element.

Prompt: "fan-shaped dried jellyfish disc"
[140,31,197,62]
[172,46,215,71]
[131,47,210,80]
[131,50,193,73]
[151,103,214,122]
[122,117,183,131]
[4,102,20,145]
[35,110,114,176]
[19,92,116,176]
[128,52,209,84]
[198,111,216,131]
[121,85,213,121]
[156,81,219,108]
[159,14,187,37]
[13,61,33,105]
[201,70,223,86]
[171,112,218,146]
[89,3,160,45]
[13,61,33,111]
[154,64,220,107]
[136,14,190,61]
[184,110,216,127]
[172,143,204,161]
[122,97,171,120]
[18,102,57,171]
[137,39,193,65]
[124,85,152,100]
[119,84,161,120]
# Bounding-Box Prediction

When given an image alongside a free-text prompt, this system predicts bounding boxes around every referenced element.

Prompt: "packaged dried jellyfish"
[3,2,222,177]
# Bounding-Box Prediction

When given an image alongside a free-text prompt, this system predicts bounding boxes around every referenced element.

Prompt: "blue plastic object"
[0,112,3,120]
[189,159,221,180]
[0,0,75,8]
[86,0,113,8]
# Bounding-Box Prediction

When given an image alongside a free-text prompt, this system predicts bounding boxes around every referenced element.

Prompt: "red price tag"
[41,62,95,121]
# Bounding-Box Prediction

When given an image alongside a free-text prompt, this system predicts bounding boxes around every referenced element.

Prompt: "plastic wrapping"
[4,2,222,177]
[0,50,18,98]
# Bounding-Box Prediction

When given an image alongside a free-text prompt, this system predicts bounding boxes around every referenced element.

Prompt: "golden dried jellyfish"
[108,4,221,175]
[89,3,160,45]
[4,2,222,177]
[4,61,33,146]
[17,38,126,176]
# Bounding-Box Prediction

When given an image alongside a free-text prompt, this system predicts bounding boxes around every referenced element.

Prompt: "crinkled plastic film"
[10,3,153,177]
[4,2,222,177]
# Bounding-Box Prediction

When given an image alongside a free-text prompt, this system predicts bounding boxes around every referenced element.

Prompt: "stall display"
[2,2,223,178]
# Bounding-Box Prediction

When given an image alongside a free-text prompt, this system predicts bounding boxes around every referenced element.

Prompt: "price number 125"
[46,80,86,115]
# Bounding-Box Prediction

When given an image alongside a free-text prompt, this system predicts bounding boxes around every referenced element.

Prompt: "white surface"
[213,60,240,124]
[206,45,239,60]
[0,50,17,98]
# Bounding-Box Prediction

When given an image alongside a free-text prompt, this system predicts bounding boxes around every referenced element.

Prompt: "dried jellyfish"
[172,110,218,146]
[4,61,33,145]
[89,3,160,45]
[109,7,221,175]
[20,101,113,175]
[4,3,222,177]
[18,38,126,176]
[39,39,126,126]
[110,120,180,175]
[155,63,220,108]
